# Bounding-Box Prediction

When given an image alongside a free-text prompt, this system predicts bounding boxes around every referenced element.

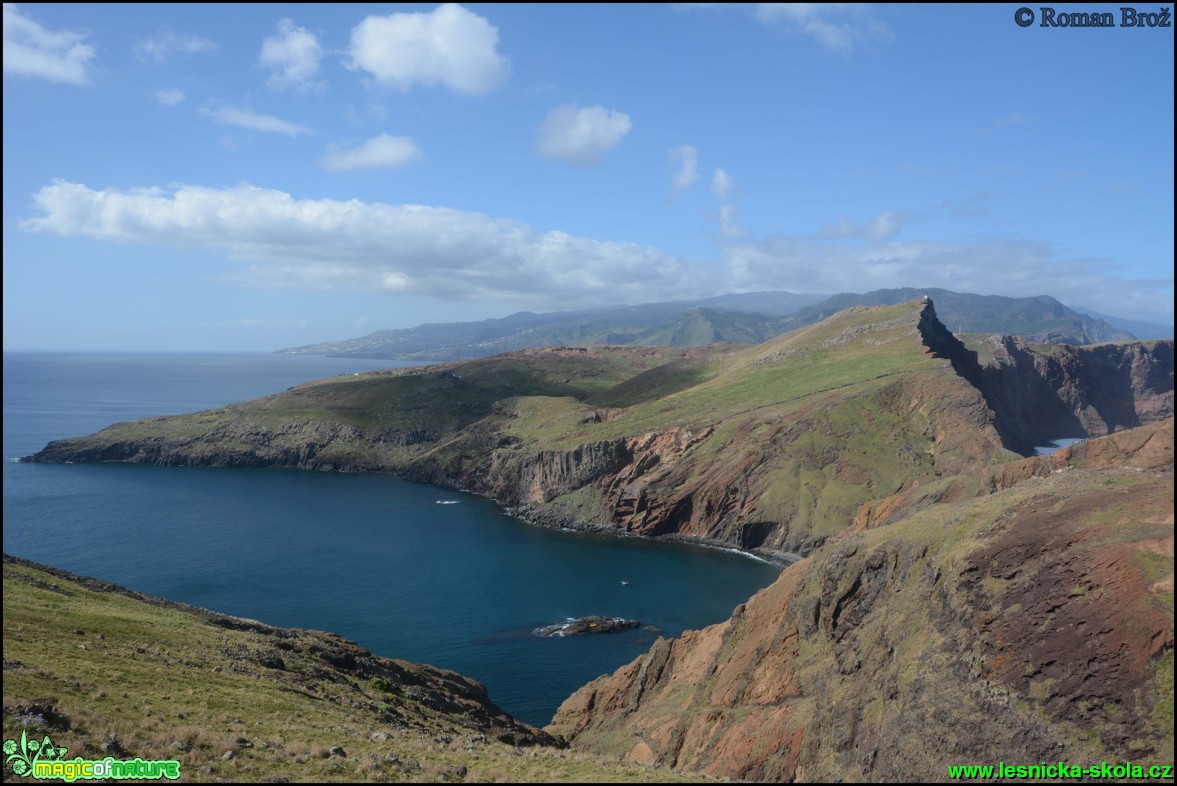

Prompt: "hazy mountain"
[278,289,1133,360]
[1070,304,1174,340]
[778,288,1136,344]
[278,293,828,361]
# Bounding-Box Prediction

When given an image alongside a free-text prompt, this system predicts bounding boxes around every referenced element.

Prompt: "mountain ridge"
[278,288,1139,361]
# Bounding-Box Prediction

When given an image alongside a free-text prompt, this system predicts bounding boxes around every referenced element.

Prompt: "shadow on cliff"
[918,307,1174,455]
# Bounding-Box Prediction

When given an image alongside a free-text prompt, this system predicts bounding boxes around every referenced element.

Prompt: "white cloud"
[718,205,747,240]
[753,4,891,53]
[2,3,95,85]
[20,180,1172,325]
[134,29,216,63]
[535,104,632,166]
[201,106,312,136]
[260,18,323,92]
[668,145,699,200]
[346,4,509,94]
[153,88,185,106]
[820,210,910,242]
[23,181,722,309]
[711,168,735,201]
[320,134,423,172]
[710,169,746,239]
[864,211,907,242]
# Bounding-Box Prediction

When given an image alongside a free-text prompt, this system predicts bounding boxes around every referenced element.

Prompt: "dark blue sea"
[2,352,781,727]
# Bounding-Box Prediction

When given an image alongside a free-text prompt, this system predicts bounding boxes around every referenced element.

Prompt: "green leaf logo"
[4,730,67,777]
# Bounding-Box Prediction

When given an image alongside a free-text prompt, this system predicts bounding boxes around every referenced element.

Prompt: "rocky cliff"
[317,301,1017,555]
[966,336,1174,454]
[26,300,1174,560]
[548,421,1175,780]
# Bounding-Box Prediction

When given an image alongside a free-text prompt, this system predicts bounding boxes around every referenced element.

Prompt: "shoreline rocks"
[533,616,640,637]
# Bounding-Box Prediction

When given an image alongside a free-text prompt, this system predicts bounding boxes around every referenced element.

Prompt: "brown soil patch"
[965,476,1174,750]
[1135,534,1175,557]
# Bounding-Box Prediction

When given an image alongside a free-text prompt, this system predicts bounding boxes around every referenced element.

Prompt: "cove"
[2,352,781,727]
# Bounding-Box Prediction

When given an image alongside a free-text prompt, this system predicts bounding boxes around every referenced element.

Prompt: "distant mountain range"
[278,288,1168,361]
[1069,305,1175,340]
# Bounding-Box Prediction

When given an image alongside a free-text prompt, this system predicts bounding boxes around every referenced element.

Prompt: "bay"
[2,352,781,727]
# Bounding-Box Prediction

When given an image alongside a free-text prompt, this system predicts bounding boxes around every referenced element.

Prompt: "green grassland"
[43,345,711,453]
[38,303,938,450]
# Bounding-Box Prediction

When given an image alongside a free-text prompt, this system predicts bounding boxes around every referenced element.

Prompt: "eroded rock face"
[971,336,1174,454]
[960,490,1172,752]
[986,418,1175,492]
[493,439,634,507]
[549,422,1175,781]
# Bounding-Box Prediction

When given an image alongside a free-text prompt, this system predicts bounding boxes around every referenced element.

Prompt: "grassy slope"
[34,303,952,454]
[31,346,709,464]
[780,288,1132,343]
[2,556,711,783]
[497,302,940,446]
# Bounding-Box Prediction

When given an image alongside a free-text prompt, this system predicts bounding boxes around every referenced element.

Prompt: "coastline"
[504,501,799,569]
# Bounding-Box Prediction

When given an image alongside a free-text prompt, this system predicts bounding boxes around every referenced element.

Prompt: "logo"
[4,731,180,782]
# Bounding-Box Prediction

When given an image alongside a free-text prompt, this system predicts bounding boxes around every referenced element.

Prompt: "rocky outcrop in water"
[533,617,641,637]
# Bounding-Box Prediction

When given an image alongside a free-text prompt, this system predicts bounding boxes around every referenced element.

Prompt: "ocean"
[2,352,781,727]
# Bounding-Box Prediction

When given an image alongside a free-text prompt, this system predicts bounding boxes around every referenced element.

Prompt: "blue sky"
[3,3,1173,351]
